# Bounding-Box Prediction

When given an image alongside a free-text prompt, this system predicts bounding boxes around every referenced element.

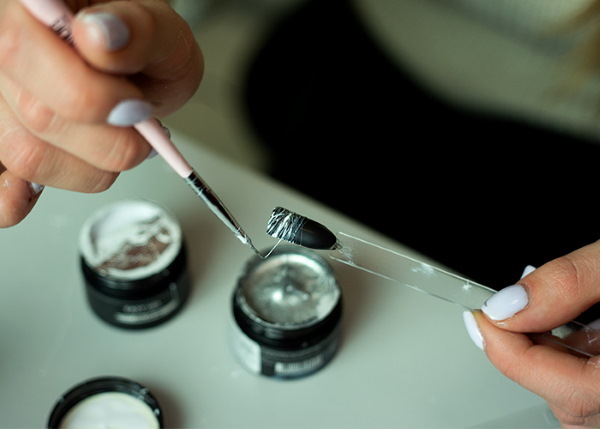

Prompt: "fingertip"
[75,11,130,52]
[107,99,152,127]
[72,2,155,73]
[0,173,43,227]
[463,311,485,351]
[481,284,529,321]
[28,182,44,198]
[521,265,536,279]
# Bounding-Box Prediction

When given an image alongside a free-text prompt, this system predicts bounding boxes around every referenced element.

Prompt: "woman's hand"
[0,0,203,227]
[464,240,600,428]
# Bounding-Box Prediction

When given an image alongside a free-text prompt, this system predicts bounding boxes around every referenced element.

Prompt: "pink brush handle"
[18,0,194,178]
[135,120,192,177]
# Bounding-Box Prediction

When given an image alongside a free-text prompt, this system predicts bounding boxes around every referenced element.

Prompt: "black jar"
[79,200,189,329]
[231,246,342,379]
[47,376,163,428]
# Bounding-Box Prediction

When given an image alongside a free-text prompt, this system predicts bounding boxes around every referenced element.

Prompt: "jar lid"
[47,376,163,428]
[79,200,182,281]
[236,246,340,328]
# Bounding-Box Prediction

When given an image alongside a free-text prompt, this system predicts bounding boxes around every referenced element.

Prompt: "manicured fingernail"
[143,119,168,160]
[146,148,158,160]
[463,311,484,351]
[28,182,44,196]
[521,265,536,278]
[161,125,171,139]
[107,100,152,126]
[77,12,130,51]
[482,284,529,321]
[154,119,171,139]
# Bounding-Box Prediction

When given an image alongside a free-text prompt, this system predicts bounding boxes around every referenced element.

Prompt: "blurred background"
[164,0,600,303]
[166,0,303,172]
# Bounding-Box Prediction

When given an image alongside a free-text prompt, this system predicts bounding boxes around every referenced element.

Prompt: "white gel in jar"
[58,392,159,429]
[79,200,190,329]
[80,200,182,280]
[48,377,164,429]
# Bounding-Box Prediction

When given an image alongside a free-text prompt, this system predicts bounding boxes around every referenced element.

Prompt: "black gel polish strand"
[266,207,338,250]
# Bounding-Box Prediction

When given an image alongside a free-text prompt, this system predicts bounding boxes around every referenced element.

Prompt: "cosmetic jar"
[231,246,342,379]
[47,376,163,428]
[79,200,189,329]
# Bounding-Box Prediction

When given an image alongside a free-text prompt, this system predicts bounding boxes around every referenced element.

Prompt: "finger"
[0,129,119,192]
[0,106,119,192]
[72,0,203,115]
[0,164,43,227]
[0,77,152,172]
[470,311,600,428]
[72,1,153,74]
[480,241,600,333]
[0,0,150,125]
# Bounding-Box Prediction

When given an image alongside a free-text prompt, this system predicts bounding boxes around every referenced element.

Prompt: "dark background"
[242,0,599,291]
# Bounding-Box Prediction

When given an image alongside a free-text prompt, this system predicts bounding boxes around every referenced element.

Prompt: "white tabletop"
[0,131,555,428]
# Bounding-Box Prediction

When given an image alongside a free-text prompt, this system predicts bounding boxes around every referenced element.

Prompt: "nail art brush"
[19,0,262,257]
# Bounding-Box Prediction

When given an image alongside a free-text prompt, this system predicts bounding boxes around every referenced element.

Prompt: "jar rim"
[47,376,163,428]
[235,246,341,329]
[79,199,182,280]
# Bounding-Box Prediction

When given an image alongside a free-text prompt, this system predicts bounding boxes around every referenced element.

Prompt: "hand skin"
[469,240,600,428]
[0,0,203,227]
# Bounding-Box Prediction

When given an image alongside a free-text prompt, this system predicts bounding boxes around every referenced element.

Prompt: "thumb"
[481,240,600,333]
[72,0,189,72]
[72,0,203,116]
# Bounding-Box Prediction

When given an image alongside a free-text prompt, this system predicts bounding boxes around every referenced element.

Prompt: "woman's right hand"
[0,0,203,227]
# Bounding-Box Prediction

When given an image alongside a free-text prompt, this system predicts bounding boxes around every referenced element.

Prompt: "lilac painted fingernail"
[161,124,171,139]
[463,311,484,351]
[146,148,158,160]
[588,318,600,330]
[521,265,536,279]
[482,284,529,321]
[78,12,130,51]
[28,182,44,196]
[107,100,152,126]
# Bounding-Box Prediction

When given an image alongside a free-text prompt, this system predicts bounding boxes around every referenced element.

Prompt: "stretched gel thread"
[267,207,600,358]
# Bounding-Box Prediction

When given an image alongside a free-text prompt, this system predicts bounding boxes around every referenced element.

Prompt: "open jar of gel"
[230,246,342,378]
[47,376,163,428]
[79,200,190,329]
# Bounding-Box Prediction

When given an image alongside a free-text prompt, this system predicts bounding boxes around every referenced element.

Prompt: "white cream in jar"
[58,392,160,429]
